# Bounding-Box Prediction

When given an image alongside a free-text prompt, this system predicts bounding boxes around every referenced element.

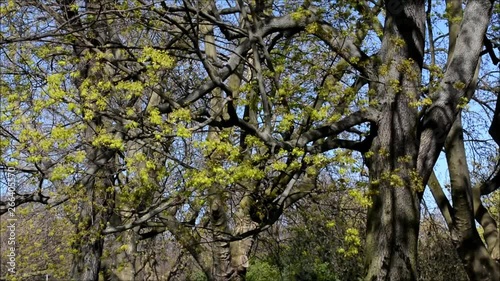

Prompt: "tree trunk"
[231,195,258,280]
[445,115,500,281]
[70,144,115,280]
[365,1,425,280]
[365,113,421,281]
[61,1,119,278]
[201,4,235,277]
[435,0,500,277]
[110,228,140,280]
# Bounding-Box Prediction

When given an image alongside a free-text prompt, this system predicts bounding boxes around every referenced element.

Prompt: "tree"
[253,175,368,281]
[0,204,73,280]
[424,1,500,280]
[1,1,498,281]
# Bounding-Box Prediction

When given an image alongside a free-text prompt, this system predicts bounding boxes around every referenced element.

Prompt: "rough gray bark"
[364,1,425,280]
[445,115,500,281]
[201,5,235,277]
[429,0,500,278]
[230,195,258,281]
[65,1,121,279]
[70,143,116,280]
[417,0,495,183]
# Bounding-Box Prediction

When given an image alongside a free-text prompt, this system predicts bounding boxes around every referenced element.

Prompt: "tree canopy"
[0,0,499,280]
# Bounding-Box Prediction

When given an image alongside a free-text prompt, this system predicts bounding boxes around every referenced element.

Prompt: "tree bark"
[70,142,115,280]
[200,3,237,278]
[417,0,495,184]
[66,2,122,278]
[445,115,500,280]
[365,1,425,280]
[365,120,421,281]
[432,0,500,278]
[231,195,258,281]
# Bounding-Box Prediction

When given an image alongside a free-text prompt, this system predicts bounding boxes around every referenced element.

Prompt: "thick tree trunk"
[202,10,236,279]
[209,192,233,280]
[433,0,500,278]
[365,111,421,281]
[230,195,258,281]
[364,1,425,280]
[199,4,254,278]
[110,228,140,280]
[417,0,494,184]
[71,233,104,281]
[70,146,115,280]
[64,2,118,278]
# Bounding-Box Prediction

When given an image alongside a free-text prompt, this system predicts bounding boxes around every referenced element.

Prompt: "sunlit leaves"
[337,227,361,257]
[147,108,163,125]
[116,80,144,99]
[348,189,372,208]
[50,125,78,148]
[140,47,175,70]
[50,163,75,181]
[91,132,124,151]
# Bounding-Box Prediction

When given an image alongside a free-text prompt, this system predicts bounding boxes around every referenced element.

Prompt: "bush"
[246,260,281,281]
